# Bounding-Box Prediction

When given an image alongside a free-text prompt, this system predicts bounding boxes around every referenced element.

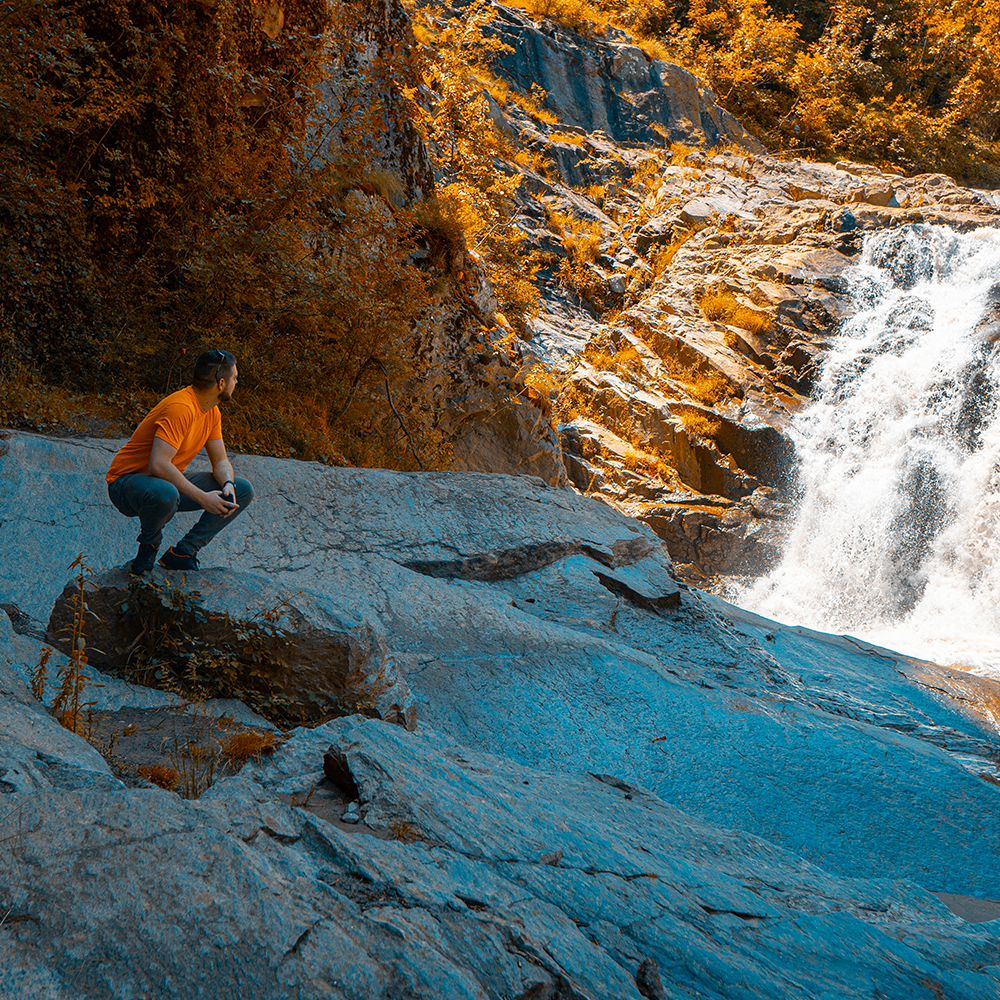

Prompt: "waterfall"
[742,224,1000,677]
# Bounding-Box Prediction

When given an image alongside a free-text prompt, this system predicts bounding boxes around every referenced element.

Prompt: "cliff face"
[317,0,568,485]
[318,0,435,203]
[479,1,761,152]
[444,1,1000,585]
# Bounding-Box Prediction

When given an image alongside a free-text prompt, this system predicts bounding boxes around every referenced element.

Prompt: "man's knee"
[141,478,181,516]
[234,477,254,507]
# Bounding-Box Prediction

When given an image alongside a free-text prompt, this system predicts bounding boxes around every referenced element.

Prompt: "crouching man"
[107,349,254,575]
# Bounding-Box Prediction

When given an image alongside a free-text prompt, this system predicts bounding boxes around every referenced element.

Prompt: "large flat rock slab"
[2,432,1000,903]
[2,715,998,1000]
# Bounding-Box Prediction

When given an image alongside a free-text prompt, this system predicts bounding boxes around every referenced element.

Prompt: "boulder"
[45,568,415,730]
[450,395,568,487]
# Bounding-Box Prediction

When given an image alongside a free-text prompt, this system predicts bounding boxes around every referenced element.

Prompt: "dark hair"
[192,349,236,389]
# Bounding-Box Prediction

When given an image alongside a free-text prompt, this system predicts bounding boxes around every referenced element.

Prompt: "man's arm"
[149,437,234,516]
[205,438,235,497]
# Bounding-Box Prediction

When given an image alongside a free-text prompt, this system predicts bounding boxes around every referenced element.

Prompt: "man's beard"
[218,389,233,403]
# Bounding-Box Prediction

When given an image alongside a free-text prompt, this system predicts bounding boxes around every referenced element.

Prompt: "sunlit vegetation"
[584,340,645,379]
[596,1,1000,183]
[407,1,543,330]
[548,131,588,146]
[509,0,607,34]
[687,369,735,405]
[0,0,456,468]
[679,409,722,440]
[490,0,1000,183]
[700,291,773,336]
[650,230,696,276]
[553,380,678,482]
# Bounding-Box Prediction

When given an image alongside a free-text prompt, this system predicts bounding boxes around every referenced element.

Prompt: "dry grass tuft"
[509,0,605,34]
[650,229,695,275]
[220,730,280,771]
[136,765,180,791]
[391,819,420,842]
[700,291,772,335]
[679,411,721,440]
[548,131,587,146]
[623,444,671,481]
[585,341,643,379]
[637,37,671,63]
[688,369,734,405]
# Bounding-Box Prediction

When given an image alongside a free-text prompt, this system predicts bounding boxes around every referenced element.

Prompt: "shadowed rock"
[46,567,415,730]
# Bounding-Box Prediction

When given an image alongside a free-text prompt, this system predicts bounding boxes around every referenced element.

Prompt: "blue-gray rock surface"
[1,431,1000,998]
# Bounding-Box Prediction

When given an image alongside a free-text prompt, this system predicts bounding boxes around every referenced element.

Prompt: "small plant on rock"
[136,765,179,792]
[700,291,772,336]
[220,731,280,772]
[680,411,722,441]
[50,555,99,733]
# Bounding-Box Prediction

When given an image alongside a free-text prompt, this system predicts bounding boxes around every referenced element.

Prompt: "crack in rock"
[0,603,47,641]
[592,572,680,613]
[401,538,656,582]
[700,905,767,921]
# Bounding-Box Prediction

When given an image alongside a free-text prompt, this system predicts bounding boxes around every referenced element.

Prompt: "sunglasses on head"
[207,349,235,383]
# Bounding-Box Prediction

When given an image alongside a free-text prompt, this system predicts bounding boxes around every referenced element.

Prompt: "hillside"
[3,3,1000,996]
[404,0,999,586]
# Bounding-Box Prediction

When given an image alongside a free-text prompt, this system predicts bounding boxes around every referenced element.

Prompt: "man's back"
[107,386,221,484]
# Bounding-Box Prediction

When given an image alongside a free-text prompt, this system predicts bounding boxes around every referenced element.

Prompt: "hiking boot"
[158,546,200,572]
[130,543,158,576]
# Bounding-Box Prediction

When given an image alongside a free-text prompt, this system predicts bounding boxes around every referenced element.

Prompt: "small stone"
[341,800,361,824]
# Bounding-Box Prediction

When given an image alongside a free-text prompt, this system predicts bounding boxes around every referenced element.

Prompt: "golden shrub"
[136,765,180,791]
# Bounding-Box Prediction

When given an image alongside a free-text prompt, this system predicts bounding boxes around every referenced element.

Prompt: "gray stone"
[2,435,1000,996]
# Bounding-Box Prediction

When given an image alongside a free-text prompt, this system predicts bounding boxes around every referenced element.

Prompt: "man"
[107,348,255,575]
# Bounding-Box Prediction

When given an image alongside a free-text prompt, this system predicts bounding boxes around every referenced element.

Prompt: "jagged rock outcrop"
[466,1,1000,583]
[473,0,761,156]
[2,432,1000,996]
[314,0,568,486]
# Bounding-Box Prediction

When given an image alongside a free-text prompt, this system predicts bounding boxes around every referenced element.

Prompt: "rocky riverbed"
[448,0,1000,585]
[2,432,1000,998]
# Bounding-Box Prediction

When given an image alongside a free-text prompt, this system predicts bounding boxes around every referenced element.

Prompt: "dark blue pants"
[108,472,254,553]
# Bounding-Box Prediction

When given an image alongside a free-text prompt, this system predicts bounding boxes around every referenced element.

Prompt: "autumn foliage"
[594,0,1000,183]
[0,0,445,467]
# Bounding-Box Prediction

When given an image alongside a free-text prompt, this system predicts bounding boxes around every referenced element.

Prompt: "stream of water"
[741,223,1000,678]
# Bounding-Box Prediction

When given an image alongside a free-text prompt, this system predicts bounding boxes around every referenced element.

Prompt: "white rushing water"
[742,224,1000,678]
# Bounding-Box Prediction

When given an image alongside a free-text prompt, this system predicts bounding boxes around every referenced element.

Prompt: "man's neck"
[190,385,219,412]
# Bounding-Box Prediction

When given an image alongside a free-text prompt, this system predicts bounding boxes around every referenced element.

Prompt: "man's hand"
[202,490,239,517]
[150,437,240,516]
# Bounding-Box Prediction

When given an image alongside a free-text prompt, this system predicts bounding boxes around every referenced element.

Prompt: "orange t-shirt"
[106,387,223,484]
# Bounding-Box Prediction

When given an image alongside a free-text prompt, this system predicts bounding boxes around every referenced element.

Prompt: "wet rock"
[868,227,939,289]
